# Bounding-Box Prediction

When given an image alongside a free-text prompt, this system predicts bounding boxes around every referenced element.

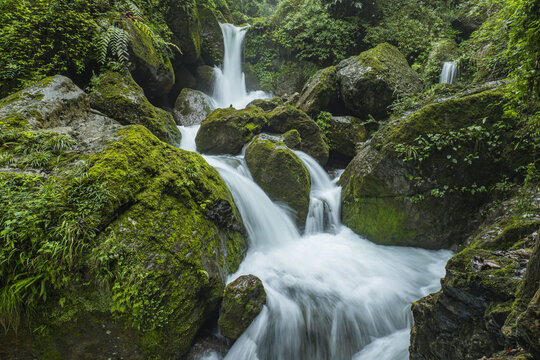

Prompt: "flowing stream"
[178,24,452,360]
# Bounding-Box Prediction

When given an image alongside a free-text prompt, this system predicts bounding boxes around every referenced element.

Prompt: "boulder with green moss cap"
[327,115,366,158]
[173,88,214,126]
[245,136,311,227]
[266,105,329,165]
[218,275,266,340]
[195,106,267,155]
[89,71,181,145]
[247,96,284,112]
[164,0,201,63]
[336,43,423,119]
[297,66,340,117]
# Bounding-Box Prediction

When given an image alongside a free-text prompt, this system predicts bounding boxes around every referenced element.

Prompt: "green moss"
[297,66,339,117]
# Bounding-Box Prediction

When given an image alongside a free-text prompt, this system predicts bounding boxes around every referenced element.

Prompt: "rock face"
[89,72,181,145]
[127,21,175,99]
[198,4,225,65]
[173,88,214,126]
[164,0,201,63]
[339,88,510,249]
[409,195,540,360]
[267,105,329,166]
[326,116,366,158]
[194,65,216,94]
[0,76,247,359]
[297,66,340,118]
[424,38,460,84]
[195,106,267,155]
[517,288,540,359]
[245,136,311,227]
[218,275,267,340]
[336,43,423,119]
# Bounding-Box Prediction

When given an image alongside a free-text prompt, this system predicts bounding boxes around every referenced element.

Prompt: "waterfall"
[212,23,270,109]
[177,127,452,360]
[439,61,457,84]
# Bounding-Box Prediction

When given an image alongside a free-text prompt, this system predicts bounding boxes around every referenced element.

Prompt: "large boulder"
[326,115,367,158]
[165,0,201,63]
[410,196,540,360]
[194,65,216,94]
[173,88,214,126]
[0,77,247,359]
[517,289,540,359]
[297,66,340,118]
[127,21,175,100]
[266,105,329,166]
[89,72,181,145]
[247,96,284,112]
[218,275,266,340]
[336,43,423,119]
[339,88,512,249]
[245,136,311,226]
[198,4,225,66]
[195,106,267,155]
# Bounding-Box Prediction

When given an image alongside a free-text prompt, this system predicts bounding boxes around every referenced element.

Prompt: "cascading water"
[439,61,458,84]
[178,22,452,360]
[212,23,270,109]
[178,127,452,360]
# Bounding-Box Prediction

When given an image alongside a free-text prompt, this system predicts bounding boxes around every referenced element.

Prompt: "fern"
[96,20,129,66]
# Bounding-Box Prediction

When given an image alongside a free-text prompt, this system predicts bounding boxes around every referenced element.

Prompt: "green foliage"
[316,111,332,136]
[0,0,98,98]
[226,0,278,17]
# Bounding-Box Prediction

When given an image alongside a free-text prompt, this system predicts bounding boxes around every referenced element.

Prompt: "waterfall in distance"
[212,23,270,108]
[439,61,458,84]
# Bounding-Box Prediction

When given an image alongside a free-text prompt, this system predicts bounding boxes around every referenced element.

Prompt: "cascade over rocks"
[410,194,540,360]
[89,72,181,145]
[0,76,248,359]
[173,88,214,126]
[339,88,512,249]
[218,275,267,340]
[266,105,329,166]
[336,43,423,119]
[245,136,311,227]
[127,21,175,100]
[195,105,267,155]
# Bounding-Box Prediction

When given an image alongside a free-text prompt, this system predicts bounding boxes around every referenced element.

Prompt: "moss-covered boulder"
[247,96,284,112]
[266,105,329,165]
[517,288,540,359]
[339,88,513,249]
[195,106,267,155]
[327,116,367,158]
[336,43,423,119]
[165,0,201,63]
[282,129,302,149]
[423,39,460,84]
[245,136,311,226]
[127,21,175,99]
[89,72,181,145]
[198,4,225,66]
[410,195,540,360]
[0,77,248,359]
[297,66,340,117]
[173,88,214,126]
[244,63,261,91]
[218,275,266,340]
[194,65,216,94]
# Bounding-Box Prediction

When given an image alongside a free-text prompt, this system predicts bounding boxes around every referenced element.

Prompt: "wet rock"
[164,0,201,63]
[218,275,266,340]
[89,71,181,145]
[194,65,216,94]
[245,136,311,227]
[198,4,225,66]
[195,106,267,154]
[336,43,423,119]
[173,88,214,126]
[266,105,329,166]
[326,116,366,158]
[517,288,540,359]
[282,129,302,149]
[424,39,460,84]
[248,96,283,112]
[297,66,340,118]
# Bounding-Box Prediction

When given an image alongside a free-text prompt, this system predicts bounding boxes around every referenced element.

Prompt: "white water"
[179,22,452,360]
[178,126,452,360]
[439,61,457,84]
[212,23,271,109]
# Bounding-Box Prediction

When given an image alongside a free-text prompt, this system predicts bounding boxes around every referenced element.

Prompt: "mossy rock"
[243,63,260,92]
[89,72,181,145]
[423,38,460,84]
[336,43,423,119]
[339,88,509,249]
[282,129,302,149]
[327,116,367,158]
[195,106,267,155]
[247,96,284,112]
[165,0,201,63]
[297,66,340,117]
[194,65,216,94]
[173,88,214,126]
[245,136,311,227]
[127,21,175,99]
[517,288,540,359]
[198,4,224,66]
[218,275,266,340]
[266,105,329,166]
